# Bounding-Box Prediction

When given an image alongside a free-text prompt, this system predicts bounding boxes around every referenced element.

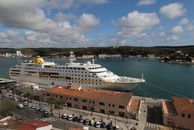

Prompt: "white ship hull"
[10,75,138,91]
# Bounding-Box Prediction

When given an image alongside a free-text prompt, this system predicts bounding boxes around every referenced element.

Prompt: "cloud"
[75,13,100,32]
[0,0,102,48]
[54,12,76,22]
[137,0,156,6]
[171,25,184,33]
[160,3,186,19]
[186,24,194,31]
[47,0,108,9]
[0,0,57,32]
[179,18,189,25]
[167,35,179,41]
[118,11,159,37]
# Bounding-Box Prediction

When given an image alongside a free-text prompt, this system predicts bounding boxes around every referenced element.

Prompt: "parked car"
[39,108,45,112]
[68,115,74,121]
[28,103,32,108]
[78,117,84,123]
[100,121,107,128]
[31,104,36,109]
[95,121,101,128]
[83,118,90,125]
[106,123,114,130]
[61,113,68,119]
[23,101,28,106]
[35,107,40,111]
[90,119,95,126]
[17,103,24,109]
[72,116,79,122]
[113,125,121,130]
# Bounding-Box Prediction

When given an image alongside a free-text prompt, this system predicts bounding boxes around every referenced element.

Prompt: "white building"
[82,55,95,59]
[98,54,121,59]
[16,50,23,57]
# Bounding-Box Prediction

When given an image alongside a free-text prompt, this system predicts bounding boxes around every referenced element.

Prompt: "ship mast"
[68,51,76,63]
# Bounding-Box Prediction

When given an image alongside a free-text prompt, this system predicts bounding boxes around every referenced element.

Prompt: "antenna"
[141,74,144,79]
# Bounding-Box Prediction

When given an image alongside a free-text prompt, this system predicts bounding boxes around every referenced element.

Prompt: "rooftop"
[172,96,194,114]
[46,85,132,105]
[127,97,140,113]
[18,121,50,130]
[162,100,177,115]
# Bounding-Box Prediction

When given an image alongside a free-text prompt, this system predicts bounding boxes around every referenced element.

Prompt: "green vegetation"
[1,46,194,57]
[0,98,16,117]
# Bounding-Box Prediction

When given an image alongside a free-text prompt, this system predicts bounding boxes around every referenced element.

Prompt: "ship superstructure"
[9,51,145,90]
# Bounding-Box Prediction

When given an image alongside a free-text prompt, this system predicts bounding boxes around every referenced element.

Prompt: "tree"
[47,97,55,116]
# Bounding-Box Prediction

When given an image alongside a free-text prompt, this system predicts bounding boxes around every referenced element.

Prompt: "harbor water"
[1,57,194,99]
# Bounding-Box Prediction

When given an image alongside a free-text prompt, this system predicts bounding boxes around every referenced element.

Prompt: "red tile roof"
[46,85,132,105]
[127,98,140,113]
[18,121,50,130]
[172,96,194,114]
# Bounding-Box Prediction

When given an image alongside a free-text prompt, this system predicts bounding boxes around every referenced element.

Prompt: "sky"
[0,0,194,48]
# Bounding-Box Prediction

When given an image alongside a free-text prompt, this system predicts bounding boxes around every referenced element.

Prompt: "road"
[52,119,104,130]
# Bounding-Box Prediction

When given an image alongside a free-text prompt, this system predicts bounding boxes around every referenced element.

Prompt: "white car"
[31,104,36,109]
[68,115,74,121]
[95,121,101,128]
[61,113,68,119]
[23,101,28,106]
[17,103,24,109]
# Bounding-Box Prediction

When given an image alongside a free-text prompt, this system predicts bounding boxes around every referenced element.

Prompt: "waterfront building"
[162,97,194,130]
[16,50,23,57]
[98,54,121,59]
[81,55,95,59]
[44,85,132,117]
[127,97,140,120]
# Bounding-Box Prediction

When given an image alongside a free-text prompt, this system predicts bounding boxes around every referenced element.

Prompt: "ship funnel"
[141,74,144,79]
[92,59,95,64]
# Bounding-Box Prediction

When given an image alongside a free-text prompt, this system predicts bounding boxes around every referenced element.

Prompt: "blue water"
[1,57,194,99]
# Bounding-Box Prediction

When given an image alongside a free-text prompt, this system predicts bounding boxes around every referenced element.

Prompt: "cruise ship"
[9,51,145,90]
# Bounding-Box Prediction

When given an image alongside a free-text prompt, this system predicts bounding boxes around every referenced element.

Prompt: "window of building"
[188,114,191,118]
[82,106,87,110]
[109,111,114,115]
[112,104,115,107]
[99,102,105,106]
[182,113,185,117]
[46,94,50,96]
[90,107,95,111]
[82,99,87,103]
[100,109,105,114]
[119,105,125,109]
[119,112,125,117]
[74,98,78,101]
